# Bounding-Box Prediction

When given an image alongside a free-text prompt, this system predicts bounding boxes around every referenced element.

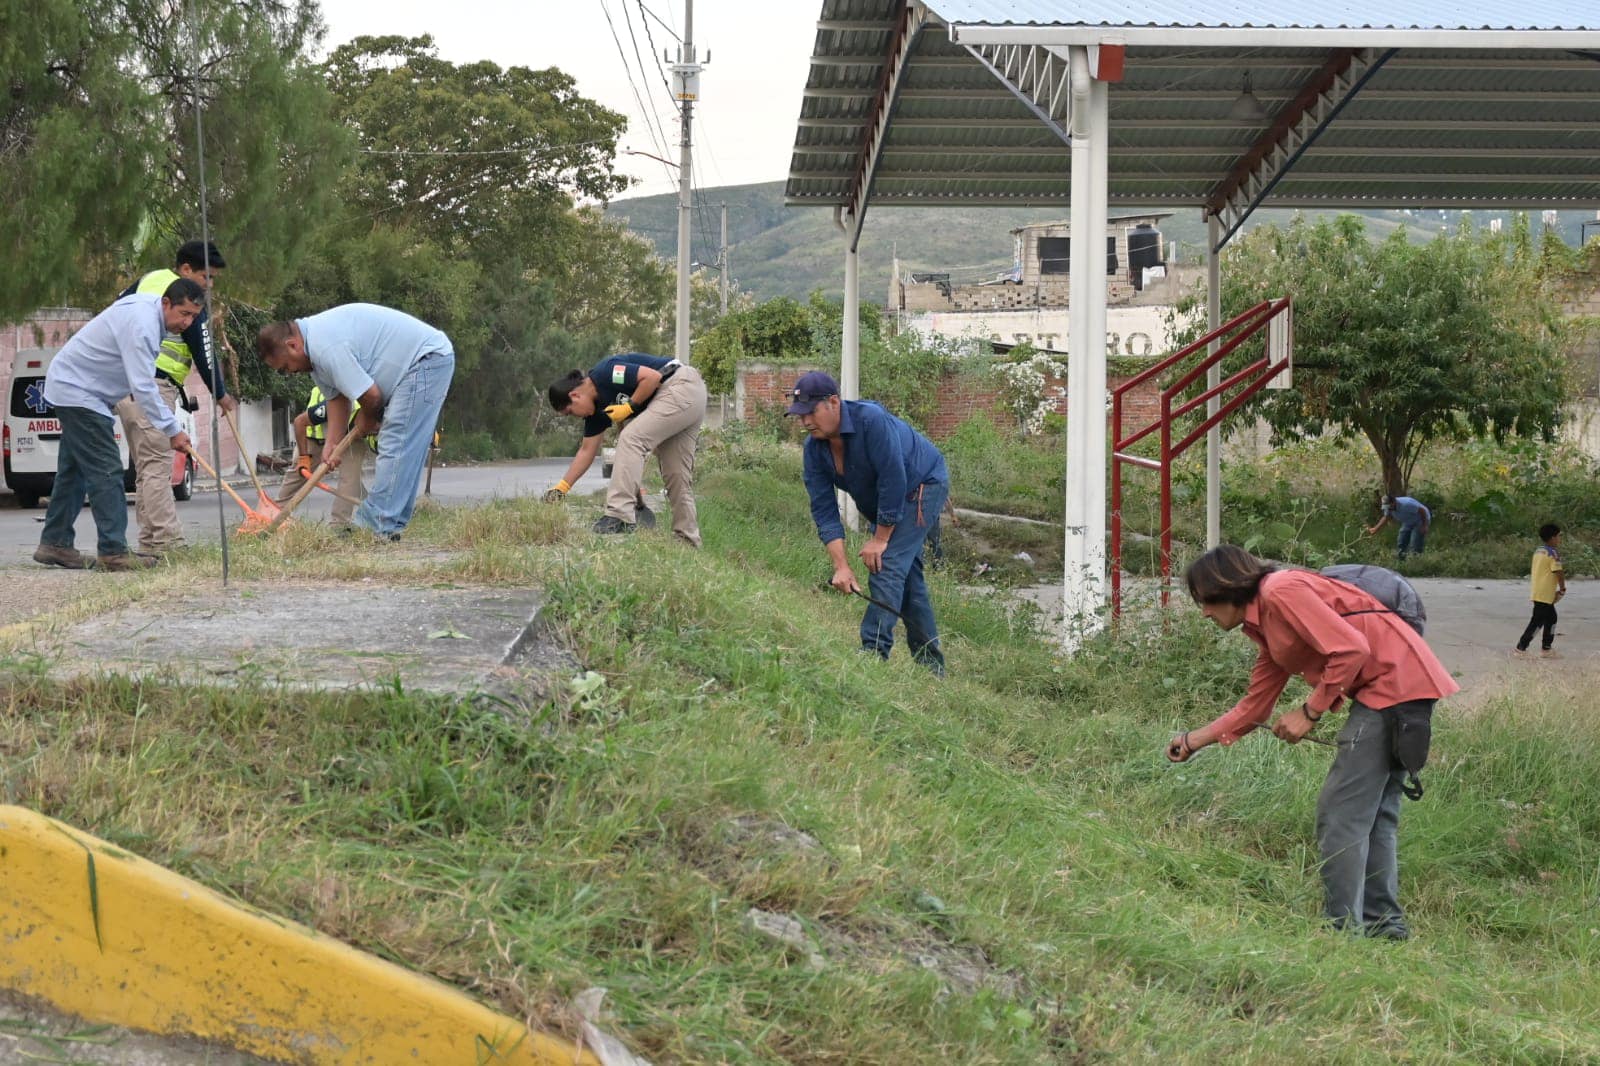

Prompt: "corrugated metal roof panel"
[927,1,1596,31]
[788,2,1600,211]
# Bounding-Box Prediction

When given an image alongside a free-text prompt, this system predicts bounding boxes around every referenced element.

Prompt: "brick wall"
[735,360,1165,443]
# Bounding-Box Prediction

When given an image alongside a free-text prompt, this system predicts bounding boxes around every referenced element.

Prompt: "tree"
[1197,214,1569,497]
[321,35,628,257]
[305,37,672,453]
[0,0,349,318]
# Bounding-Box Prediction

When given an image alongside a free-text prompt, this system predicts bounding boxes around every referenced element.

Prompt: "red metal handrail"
[1111,297,1291,616]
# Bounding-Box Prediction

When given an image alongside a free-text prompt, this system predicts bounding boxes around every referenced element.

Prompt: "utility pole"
[719,201,729,316]
[670,0,704,363]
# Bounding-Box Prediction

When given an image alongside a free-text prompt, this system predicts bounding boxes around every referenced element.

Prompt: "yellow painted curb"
[0,805,601,1065]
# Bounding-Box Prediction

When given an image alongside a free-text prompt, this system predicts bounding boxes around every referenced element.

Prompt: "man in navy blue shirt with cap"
[789,371,949,675]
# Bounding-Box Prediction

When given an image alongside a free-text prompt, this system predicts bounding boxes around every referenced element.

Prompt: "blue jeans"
[355,349,454,537]
[40,405,130,557]
[861,479,947,674]
[1316,701,1422,937]
[1396,524,1425,558]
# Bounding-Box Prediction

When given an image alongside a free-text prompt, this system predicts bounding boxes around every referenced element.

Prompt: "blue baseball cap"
[786,371,839,415]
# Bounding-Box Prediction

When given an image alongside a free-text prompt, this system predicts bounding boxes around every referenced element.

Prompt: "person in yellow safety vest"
[112,240,234,556]
[276,385,368,529]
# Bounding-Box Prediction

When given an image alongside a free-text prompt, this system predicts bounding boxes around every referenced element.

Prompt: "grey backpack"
[1319,564,1426,635]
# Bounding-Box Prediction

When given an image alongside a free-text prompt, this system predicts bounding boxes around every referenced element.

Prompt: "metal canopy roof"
[786,0,1600,234]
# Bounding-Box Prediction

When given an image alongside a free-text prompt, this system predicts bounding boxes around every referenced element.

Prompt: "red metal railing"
[1110,297,1292,615]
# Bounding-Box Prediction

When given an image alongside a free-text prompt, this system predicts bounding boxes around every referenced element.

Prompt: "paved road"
[0,457,601,557]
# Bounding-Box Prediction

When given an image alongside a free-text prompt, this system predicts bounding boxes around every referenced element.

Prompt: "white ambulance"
[3,347,196,508]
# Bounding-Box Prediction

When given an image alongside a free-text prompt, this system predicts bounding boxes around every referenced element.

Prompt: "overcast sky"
[314,0,820,202]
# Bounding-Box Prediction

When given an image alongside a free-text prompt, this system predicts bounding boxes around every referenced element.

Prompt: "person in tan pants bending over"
[544,353,706,547]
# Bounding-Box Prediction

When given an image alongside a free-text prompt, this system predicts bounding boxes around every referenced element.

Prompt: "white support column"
[1062,47,1109,642]
[1206,214,1222,548]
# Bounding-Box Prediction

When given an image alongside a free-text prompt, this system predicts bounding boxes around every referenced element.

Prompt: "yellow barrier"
[0,805,600,1065]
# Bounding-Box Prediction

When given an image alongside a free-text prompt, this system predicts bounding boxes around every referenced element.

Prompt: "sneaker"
[1511,648,1528,659]
[1540,649,1562,660]
[592,515,636,535]
[1365,924,1411,942]
[33,544,88,569]
[635,504,658,529]
[96,553,159,572]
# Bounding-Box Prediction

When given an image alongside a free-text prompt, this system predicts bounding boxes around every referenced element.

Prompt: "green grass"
[941,418,1600,579]
[3,435,1600,1062]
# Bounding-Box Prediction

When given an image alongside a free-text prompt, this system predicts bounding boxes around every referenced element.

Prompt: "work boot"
[96,553,159,572]
[33,543,88,569]
[592,515,636,535]
[635,503,657,529]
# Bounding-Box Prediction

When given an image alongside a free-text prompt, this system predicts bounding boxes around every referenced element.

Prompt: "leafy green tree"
[540,209,672,353]
[321,35,628,256]
[1,0,348,318]
[304,37,671,453]
[1196,213,1569,497]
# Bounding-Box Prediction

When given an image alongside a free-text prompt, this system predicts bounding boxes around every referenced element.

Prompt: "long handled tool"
[818,577,902,619]
[268,432,359,532]
[221,407,282,520]
[187,449,276,534]
[272,468,362,507]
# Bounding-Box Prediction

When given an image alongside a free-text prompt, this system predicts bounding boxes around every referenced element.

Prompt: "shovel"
[186,449,276,534]
[222,406,283,520]
[268,432,359,532]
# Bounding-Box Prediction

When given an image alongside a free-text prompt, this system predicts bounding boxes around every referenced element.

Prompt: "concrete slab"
[32,582,569,696]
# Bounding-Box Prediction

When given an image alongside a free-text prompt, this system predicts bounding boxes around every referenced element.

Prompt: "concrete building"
[888,214,1201,357]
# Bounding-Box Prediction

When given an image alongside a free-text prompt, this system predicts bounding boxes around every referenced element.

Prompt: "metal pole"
[190,0,227,584]
[1063,47,1108,644]
[672,0,697,363]
[1206,213,1222,549]
[719,202,729,316]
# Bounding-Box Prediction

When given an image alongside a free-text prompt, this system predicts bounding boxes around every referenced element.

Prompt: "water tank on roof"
[1128,223,1163,290]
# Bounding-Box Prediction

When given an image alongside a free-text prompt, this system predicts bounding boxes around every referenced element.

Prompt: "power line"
[636,1,677,106]
[597,0,676,185]
[618,0,676,166]
[360,139,613,157]
[636,0,681,41]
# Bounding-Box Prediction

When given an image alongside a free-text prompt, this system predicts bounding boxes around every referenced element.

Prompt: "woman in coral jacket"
[1167,545,1457,940]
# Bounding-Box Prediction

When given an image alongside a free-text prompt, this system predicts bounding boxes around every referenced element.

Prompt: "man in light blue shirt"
[1367,494,1432,560]
[34,280,202,571]
[256,304,455,539]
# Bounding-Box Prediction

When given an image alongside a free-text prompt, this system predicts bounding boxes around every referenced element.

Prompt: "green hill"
[609,180,1596,304]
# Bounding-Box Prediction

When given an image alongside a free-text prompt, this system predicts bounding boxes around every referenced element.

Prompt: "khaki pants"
[277,439,365,526]
[114,378,184,552]
[605,365,706,547]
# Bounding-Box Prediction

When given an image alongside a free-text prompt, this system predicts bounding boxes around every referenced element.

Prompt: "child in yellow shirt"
[1514,523,1567,659]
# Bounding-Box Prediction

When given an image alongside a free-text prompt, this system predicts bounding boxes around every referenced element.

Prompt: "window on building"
[1107,236,1119,275]
[1038,237,1069,275]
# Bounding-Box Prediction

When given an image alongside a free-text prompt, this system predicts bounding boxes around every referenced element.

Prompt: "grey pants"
[1315,701,1429,937]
